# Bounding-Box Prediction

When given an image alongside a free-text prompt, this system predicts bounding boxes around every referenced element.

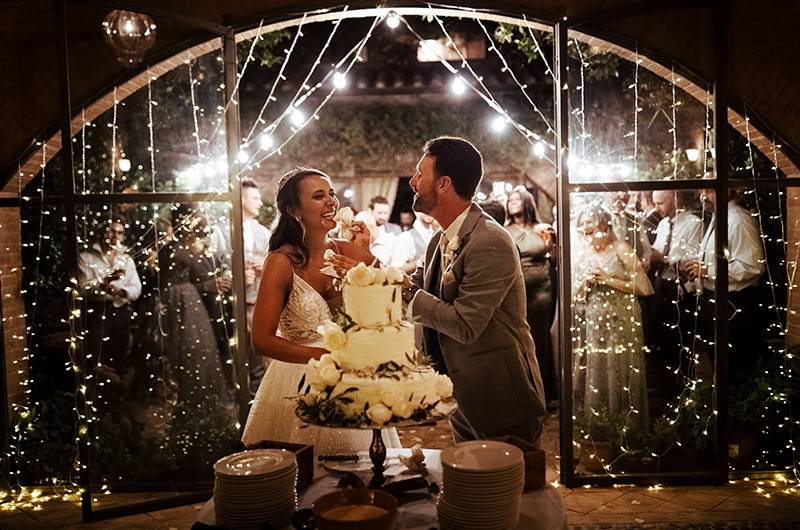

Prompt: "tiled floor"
[3,414,800,529]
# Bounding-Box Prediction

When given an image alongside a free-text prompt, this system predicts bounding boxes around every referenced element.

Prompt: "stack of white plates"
[438,441,525,530]
[213,449,298,530]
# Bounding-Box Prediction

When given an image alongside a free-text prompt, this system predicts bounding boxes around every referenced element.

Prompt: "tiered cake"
[296,262,455,428]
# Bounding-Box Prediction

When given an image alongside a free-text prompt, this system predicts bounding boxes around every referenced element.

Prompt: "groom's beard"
[412,190,437,214]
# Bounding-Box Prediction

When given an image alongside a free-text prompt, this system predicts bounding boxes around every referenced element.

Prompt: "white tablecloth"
[199,448,566,529]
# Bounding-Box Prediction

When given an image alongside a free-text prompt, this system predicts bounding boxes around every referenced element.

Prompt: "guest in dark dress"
[158,204,230,404]
[506,186,557,403]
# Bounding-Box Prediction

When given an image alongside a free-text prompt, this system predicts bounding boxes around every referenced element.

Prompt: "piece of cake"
[296,262,456,428]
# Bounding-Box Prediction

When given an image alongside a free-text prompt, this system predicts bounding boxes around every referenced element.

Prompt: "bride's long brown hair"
[269,167,330,267]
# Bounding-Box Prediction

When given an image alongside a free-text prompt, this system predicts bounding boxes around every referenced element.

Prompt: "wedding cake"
[296,261,456,428]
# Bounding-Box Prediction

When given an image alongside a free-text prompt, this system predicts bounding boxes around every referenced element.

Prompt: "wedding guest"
[159,205,229,404]
[78,219,142,381]
[365,195,401,264]
[645,190,703,403]
[682,188,765,384]
[606,189,651,261]
[399,211,415,232]
[477,198,507,226]
[211,178,271,395]
[390,211,436,273]
[506,186,557,404]
[573,205,653,428]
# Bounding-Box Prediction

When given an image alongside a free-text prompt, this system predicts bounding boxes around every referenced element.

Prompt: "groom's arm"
[411,225,517,345]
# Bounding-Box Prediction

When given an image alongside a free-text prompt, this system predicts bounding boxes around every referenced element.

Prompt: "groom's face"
[410,154,439,215]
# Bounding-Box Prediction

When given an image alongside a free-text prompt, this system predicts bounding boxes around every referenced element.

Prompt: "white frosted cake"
[296,262,456,428]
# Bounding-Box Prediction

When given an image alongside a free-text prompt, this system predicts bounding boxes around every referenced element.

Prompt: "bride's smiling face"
[296,174,339,231]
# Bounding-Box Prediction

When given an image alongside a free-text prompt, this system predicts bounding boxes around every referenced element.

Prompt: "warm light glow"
[533,142,545,158]
[290,108,305,126]
[491,115,507,133]
[451,76,466,96]
[385,11,400,29]
[237,149,249,163]
[686,148,700,162]
[259,133,274,151]
[333,72,347,89]
[118,158,131,172]
[343,188,354,199]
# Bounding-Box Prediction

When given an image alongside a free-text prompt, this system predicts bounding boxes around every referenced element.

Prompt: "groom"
[402,136,547,445]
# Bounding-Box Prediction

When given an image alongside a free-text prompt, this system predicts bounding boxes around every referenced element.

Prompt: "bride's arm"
[251,252,328,364]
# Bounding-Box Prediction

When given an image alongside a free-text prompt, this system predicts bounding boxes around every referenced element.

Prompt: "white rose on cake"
[366,403,393,425]
[386,266,404,285]
[317,354,341,386]
[435,374,454,399]
[346,262,375,287]
[381,389,408,411]
[318,321,347,350]
[370,267,387,285]
[306,359,324,390]
[392,402,415,419]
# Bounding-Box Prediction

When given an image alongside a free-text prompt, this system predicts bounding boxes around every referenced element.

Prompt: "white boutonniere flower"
[442,235,465,264]
[447,235,460,253]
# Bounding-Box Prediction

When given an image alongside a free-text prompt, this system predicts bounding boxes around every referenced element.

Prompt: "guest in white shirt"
[364,195,401,265]
[645,190,703,404]
[682,188,765,383]
[390,211,436,272]
[210,178,271,395]
[78,219,142,380]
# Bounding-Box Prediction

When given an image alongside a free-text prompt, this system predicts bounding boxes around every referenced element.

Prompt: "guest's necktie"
[663,218,674,258]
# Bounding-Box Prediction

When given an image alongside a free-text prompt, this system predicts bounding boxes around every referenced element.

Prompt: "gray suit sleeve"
[412,225,517,344]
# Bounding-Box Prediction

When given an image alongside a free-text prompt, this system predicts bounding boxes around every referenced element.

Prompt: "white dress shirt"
[77,243,142,307]
[700,200,765,292]
[371,224,399,266]
[389,218,435,268]
[652,211,703,266]
[407,204,471,316]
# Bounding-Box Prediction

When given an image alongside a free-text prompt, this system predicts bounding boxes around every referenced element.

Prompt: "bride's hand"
[327,253,360,277]
[307,346,328,361]
[350,220,372,255]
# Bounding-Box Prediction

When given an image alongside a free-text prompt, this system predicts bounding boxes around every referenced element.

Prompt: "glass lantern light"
[101,10,157,66]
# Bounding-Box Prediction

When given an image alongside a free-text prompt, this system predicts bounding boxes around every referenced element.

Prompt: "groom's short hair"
[423,137,483,200]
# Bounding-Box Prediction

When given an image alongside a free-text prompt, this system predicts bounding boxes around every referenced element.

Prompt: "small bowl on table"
[312,488,398,530]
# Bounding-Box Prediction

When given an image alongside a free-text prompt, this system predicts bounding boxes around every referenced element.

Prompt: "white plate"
[214,449,296,477]
[441,441,523,473]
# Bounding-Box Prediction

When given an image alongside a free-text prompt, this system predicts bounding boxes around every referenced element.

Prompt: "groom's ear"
[437,175,453,193]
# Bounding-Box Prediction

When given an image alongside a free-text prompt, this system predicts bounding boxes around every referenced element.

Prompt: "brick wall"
[0,208,26,418]
[786,188,800,345]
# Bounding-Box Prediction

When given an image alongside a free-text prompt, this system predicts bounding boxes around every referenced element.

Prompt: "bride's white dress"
[242,272,401,453]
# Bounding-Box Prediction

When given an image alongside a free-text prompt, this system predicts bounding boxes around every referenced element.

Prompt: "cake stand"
[303,406,457,488]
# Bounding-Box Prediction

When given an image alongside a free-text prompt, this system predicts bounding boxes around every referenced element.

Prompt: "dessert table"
[198,447,566,529]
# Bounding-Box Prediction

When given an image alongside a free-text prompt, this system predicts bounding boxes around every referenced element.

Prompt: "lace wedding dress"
[242,272,401,454]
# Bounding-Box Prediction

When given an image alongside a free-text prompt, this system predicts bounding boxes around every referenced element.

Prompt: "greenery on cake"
[295,353,456,428]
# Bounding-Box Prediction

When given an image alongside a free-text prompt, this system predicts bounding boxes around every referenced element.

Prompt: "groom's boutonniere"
[443,235,466,263]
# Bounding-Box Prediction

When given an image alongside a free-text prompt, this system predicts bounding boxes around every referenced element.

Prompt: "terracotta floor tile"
[590,491,666,514]
[653,490,728,511]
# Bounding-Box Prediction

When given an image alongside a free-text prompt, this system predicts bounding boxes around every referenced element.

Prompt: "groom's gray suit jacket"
[410,202,547,434]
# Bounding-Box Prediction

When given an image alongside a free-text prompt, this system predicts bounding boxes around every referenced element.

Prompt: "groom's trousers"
[450,407,544,448]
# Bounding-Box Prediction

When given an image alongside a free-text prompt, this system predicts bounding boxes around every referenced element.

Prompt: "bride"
[241,167,401,453]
